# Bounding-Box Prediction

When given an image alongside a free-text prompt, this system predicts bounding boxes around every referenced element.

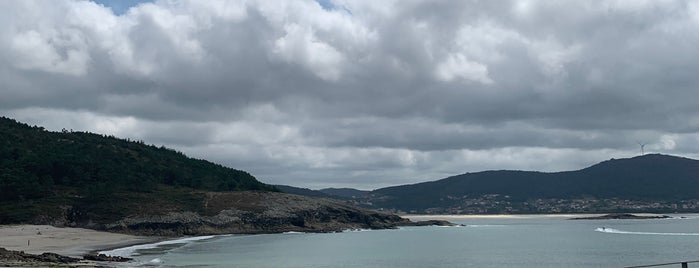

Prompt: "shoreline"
[403,213,606,220]
[0,225,160,258]
[98,235,218,257]
[4,213,696,263]
[402,212,698,221]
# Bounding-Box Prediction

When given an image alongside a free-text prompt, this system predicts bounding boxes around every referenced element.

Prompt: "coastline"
[0,225,159,258]
[3,213,694,264]
[98,235,218,257]
[402,213,697,221]
[403,213,600,220]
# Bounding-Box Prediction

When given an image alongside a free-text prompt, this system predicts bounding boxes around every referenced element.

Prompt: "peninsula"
[0,117,412,236]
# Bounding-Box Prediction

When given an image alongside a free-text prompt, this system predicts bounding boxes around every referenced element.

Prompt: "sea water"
[103,215,699,267]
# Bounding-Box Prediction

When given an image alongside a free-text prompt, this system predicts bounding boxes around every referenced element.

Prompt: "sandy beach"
[0,225,157,257]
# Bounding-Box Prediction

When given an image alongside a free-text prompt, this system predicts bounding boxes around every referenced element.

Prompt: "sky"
[2,0,699,190]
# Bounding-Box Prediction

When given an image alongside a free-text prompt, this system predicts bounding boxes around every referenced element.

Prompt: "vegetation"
[0,117,276,223]
[370,154,699,211]
[274,185,334,198]
[319,188,369,199]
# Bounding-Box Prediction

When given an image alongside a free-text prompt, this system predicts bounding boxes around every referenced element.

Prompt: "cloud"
[435,53,492,84]
[3,0,699,189]
[273,23,345,81]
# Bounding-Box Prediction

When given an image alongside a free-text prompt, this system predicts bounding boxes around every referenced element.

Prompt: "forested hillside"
[0,117,276,223]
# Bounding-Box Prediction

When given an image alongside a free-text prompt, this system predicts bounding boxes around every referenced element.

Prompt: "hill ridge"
[0,117,411,235]
[363,153,699,213]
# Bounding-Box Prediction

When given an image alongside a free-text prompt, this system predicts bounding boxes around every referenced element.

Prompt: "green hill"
[369,154,699,212]
[0,116,276,224]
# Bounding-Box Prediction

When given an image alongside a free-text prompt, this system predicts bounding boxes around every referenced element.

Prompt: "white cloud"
[435,53,492,84]
[273,23,345,81]
[10,30,89,75]
[659,134,678,150]
[3,0,699,189]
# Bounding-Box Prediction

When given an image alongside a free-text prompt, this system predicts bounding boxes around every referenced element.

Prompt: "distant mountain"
[319,188,370,199]
[0,117,408,233]
[275,185,333,198]
[367,154,699,213]
[274,186,369,200]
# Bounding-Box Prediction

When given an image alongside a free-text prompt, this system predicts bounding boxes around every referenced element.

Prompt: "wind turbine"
[637,141,646,155]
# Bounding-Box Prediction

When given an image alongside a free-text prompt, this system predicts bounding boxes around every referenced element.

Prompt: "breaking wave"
[342,228,371,232]
[99,235,216,257]
[669,215,699,220]
[282,231,306,234]
[595,227,699,236]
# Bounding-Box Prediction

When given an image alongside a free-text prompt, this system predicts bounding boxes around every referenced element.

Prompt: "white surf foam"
[342,228,371,232]
[99,235,215,257]
[595,227,699,236]
[669,215,699,220]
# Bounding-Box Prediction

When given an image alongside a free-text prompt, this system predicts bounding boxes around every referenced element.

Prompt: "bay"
[119,215,699,267]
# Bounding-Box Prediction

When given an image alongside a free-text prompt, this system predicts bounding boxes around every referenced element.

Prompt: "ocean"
[102,215,699,267]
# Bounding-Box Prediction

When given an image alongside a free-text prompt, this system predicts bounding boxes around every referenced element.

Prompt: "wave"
[99,235,216,257]
[669,215,699,220]
[342,228,371,232]
[595,227,699,236]
[437,224,500,227]
[282,231,306,234]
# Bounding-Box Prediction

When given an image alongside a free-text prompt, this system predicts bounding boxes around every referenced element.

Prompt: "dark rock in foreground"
[101,191,412,236]
[570,213,670,220]
[83,253,133,262]
[0,247,81,266]
[0,247,133,267]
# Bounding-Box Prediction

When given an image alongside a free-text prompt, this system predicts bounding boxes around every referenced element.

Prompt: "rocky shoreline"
[399,219,462,227]
[569,213,670,220]
[0,247,114,267]
[1,191,460,266]
[0,247,138,267]
[0,247,81,265]
[94,191,413,236]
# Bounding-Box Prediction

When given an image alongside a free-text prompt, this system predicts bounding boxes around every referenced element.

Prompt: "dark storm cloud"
[2,0,699,189]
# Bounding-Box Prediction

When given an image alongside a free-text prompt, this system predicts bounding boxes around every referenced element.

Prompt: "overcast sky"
[2,0,699,190]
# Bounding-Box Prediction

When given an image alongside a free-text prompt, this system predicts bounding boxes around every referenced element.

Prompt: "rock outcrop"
[0,247,134,266]
[0,247,80,266]
[83,253,133,262]
[101,191,411,236]
[400,220,462,227]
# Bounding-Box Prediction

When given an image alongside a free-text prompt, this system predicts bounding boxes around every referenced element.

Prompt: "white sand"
[0,225,156,257]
